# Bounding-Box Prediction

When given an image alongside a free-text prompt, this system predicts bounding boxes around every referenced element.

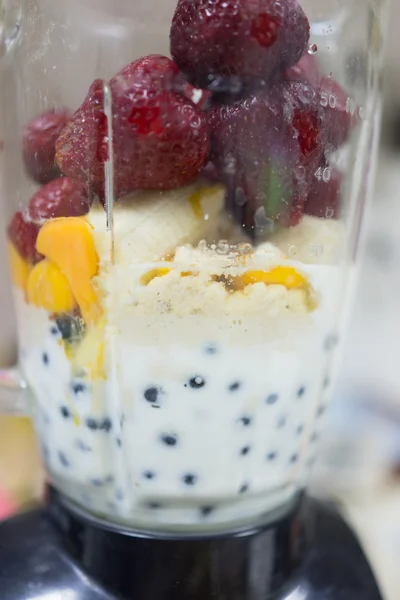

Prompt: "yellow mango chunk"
[235,267,307,291]
[140,268,171,286]
[8,243,30,291]
[27,259,77,313]
[36,218,101,323]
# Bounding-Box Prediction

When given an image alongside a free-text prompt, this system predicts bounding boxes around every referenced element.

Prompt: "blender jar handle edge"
[0,366,27,414]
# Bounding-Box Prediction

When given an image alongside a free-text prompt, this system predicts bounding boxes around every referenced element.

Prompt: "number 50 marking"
[320,92,337,109]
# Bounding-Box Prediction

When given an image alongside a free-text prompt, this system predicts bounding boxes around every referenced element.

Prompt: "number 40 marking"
[314,167,331,183]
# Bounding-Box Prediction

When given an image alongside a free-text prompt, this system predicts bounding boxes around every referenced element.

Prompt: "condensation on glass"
[0,0,387,531]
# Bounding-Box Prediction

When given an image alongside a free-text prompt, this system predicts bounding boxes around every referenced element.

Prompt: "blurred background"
[0,0,400,598]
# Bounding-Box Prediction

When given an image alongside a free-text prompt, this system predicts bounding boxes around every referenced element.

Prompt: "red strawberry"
[7,211,42,264]
[28,177,91,221]
[305,164,342,219]
[287,54,356,148]
[56,56,210,198]
[23,109,70,184]
[170,0,309,86]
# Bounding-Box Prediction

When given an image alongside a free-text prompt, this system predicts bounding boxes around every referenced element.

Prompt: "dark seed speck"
[99,418,112,432]
[296,425,304,435]
[239,483,249,494]
[229,381,241,392]
[183,473,197,486]
[277,415,287,428]
[324,334,338,351]
[60,406,70,419]
[58,451,69,468]
[267,452,277,461]
[72,381,86,395]
[50,326,59,336]
[91,478,103,487]
[42,352,49,366]
[201,506,214,517]
[311,432,319,443]
[266,393,278,405]
[290,454,299,463]
[144,387,161,404]
[297,387,306,398]
[115,489,124,501]
[116,438,122,447]
[240,445,251,456]
[161,433,178,447]
[148,502,162,509]
[86,418,98,431]
[205,345,217,355]
[238,415,252,427]
[323,377,330,389]
[143,470,156,480]
[317,406,326,417]
[189,376,205,389]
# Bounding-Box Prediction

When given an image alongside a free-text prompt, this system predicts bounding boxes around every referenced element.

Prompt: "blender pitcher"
[0,0,388,598]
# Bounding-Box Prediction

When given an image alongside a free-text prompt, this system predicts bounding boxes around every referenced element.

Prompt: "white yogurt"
[14,251,343,531]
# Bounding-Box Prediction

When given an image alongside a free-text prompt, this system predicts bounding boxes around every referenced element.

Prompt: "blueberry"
[229,381,241,392]
[239,483,249,494]
[266,393,278,405]
[86,418,98,431]
[76,440,91,452]
[267,452,277,461]
[58,451,70,467]
[143,471,156,480]
[60,406,70,419]
[42,352,49,366]
[200,506,214,517]
[161,433,178,447]
[240,445,251,456]
[144,387,161,404]
[238,415,252,427]
[71,381,86,395]
[205,345,217,355]
[189,376,205,389]
[99,418,112,433]
[296,425,304,435]
[183,473,197,486]
[297,387,306,398]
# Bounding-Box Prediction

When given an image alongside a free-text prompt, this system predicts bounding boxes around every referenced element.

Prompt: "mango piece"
[140,268,170,286]
[235,267,307,291]
[36,218,101,323]
[8,243,30,291]
[27,259,77,313]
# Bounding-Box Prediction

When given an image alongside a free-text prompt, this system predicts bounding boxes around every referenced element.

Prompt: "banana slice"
[88,181,225,265]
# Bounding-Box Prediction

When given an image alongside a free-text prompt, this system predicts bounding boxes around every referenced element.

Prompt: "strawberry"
[28,177,91,221]
[7,211,42,264]
[170,0,310,86]
[22,109,70,184]
[55,56,210,199]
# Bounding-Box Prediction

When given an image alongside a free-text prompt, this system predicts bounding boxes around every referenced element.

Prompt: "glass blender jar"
[0,0,388,598]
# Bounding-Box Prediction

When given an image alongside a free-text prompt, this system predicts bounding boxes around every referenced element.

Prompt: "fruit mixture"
[8,0,353,529]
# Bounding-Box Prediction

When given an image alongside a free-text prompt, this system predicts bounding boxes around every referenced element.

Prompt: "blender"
[0,0,387,598]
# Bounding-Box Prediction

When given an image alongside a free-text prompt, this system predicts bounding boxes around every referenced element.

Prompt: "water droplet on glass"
[308,43,318,55]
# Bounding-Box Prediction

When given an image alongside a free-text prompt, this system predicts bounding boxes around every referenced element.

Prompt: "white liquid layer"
[14,262,343,531]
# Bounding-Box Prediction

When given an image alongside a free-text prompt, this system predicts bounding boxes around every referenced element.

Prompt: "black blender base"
[0,487,383,600]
